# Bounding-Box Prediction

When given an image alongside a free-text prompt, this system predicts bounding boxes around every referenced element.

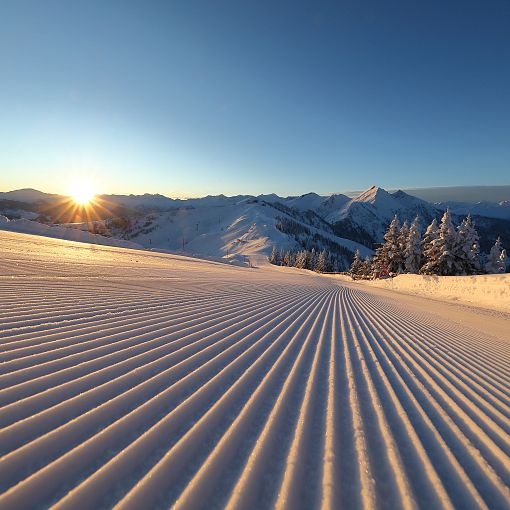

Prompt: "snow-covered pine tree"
[308,248,318,271]
[295,250,307,269]
[397,220,409,273]
[316,250,328,273]
[456,215,481,275]
[485,238,507,273]
[269,246,280,265]
[420,218,438,271]
[404,216,422,274]
[350,249,362,278]
[501,247,508,272]
[361,255,373,279]
[420,209,461,275]
[373,215,401,275]
[281,250,291,266]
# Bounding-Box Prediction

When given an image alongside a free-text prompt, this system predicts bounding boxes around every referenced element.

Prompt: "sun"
[68,179,96,205]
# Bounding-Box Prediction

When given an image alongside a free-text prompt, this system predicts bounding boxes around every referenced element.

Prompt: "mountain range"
[1,186,509,269]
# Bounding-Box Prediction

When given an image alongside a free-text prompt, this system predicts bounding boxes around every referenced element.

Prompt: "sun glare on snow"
[68,179,96,205]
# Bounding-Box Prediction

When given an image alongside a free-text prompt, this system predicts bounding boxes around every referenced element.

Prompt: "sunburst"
[68,179,96,206]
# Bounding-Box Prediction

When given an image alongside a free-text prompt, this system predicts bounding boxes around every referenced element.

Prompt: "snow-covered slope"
[0,215,141,249]
[0,231,508,509]
[317,193,351,217]
[90,200,372,264]
[359,273,510,313]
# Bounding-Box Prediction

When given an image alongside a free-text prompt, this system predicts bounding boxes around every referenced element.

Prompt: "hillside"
[69,199,371,269]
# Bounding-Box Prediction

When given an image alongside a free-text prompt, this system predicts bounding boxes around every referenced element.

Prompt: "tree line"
[350,210,507,279]
[273,215,354,270]
[269,247,340,273]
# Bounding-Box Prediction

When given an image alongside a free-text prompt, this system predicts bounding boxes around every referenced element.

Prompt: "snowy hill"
[360,272,510,313]
[0,215,141,249]
[71,199,371,269]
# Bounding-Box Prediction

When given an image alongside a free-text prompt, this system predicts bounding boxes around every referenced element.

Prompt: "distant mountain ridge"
[403,185,510,203]
[1,185,509,261]
[338,185,510,203]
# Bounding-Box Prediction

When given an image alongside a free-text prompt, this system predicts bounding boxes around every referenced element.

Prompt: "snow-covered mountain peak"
[353,186,394,206]
[256,193,282,203]
[284,192,326,211]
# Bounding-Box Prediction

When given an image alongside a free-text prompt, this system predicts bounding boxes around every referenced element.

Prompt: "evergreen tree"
[373,215,401,275]
[420,218,438,271]
[295,250,307,269]
[456,215,481,275]
[361,255,373,279]
[308,248,318,271]
[281,250,291,266]
[316,250,328,273]
[350,249,362,278]
[404,216,422,273]
[485,238,507,273]
[420,209,461,275]
[269,246,280,265]
[397,220,409,273]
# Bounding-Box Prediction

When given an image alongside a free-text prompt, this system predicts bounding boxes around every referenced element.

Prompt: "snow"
[0,230,509,509]
[359,273,510,313]
[64,201,372,263]
[284,192,326,211]
[321,186,439,243]
[0,215,142,249]
[0,209,39,220]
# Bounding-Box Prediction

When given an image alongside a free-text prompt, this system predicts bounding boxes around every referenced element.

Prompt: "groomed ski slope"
[0,231,509,509]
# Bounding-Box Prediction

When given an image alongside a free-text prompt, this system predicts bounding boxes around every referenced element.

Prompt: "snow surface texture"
[358,273,510,313]
[1,231,509,509]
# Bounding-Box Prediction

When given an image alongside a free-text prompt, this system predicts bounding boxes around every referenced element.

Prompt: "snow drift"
[360,273,510,313]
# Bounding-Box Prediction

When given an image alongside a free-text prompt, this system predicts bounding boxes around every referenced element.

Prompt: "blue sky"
[1,0,509,197]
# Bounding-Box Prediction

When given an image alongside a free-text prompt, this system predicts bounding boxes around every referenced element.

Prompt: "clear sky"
[1,0,509,197]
